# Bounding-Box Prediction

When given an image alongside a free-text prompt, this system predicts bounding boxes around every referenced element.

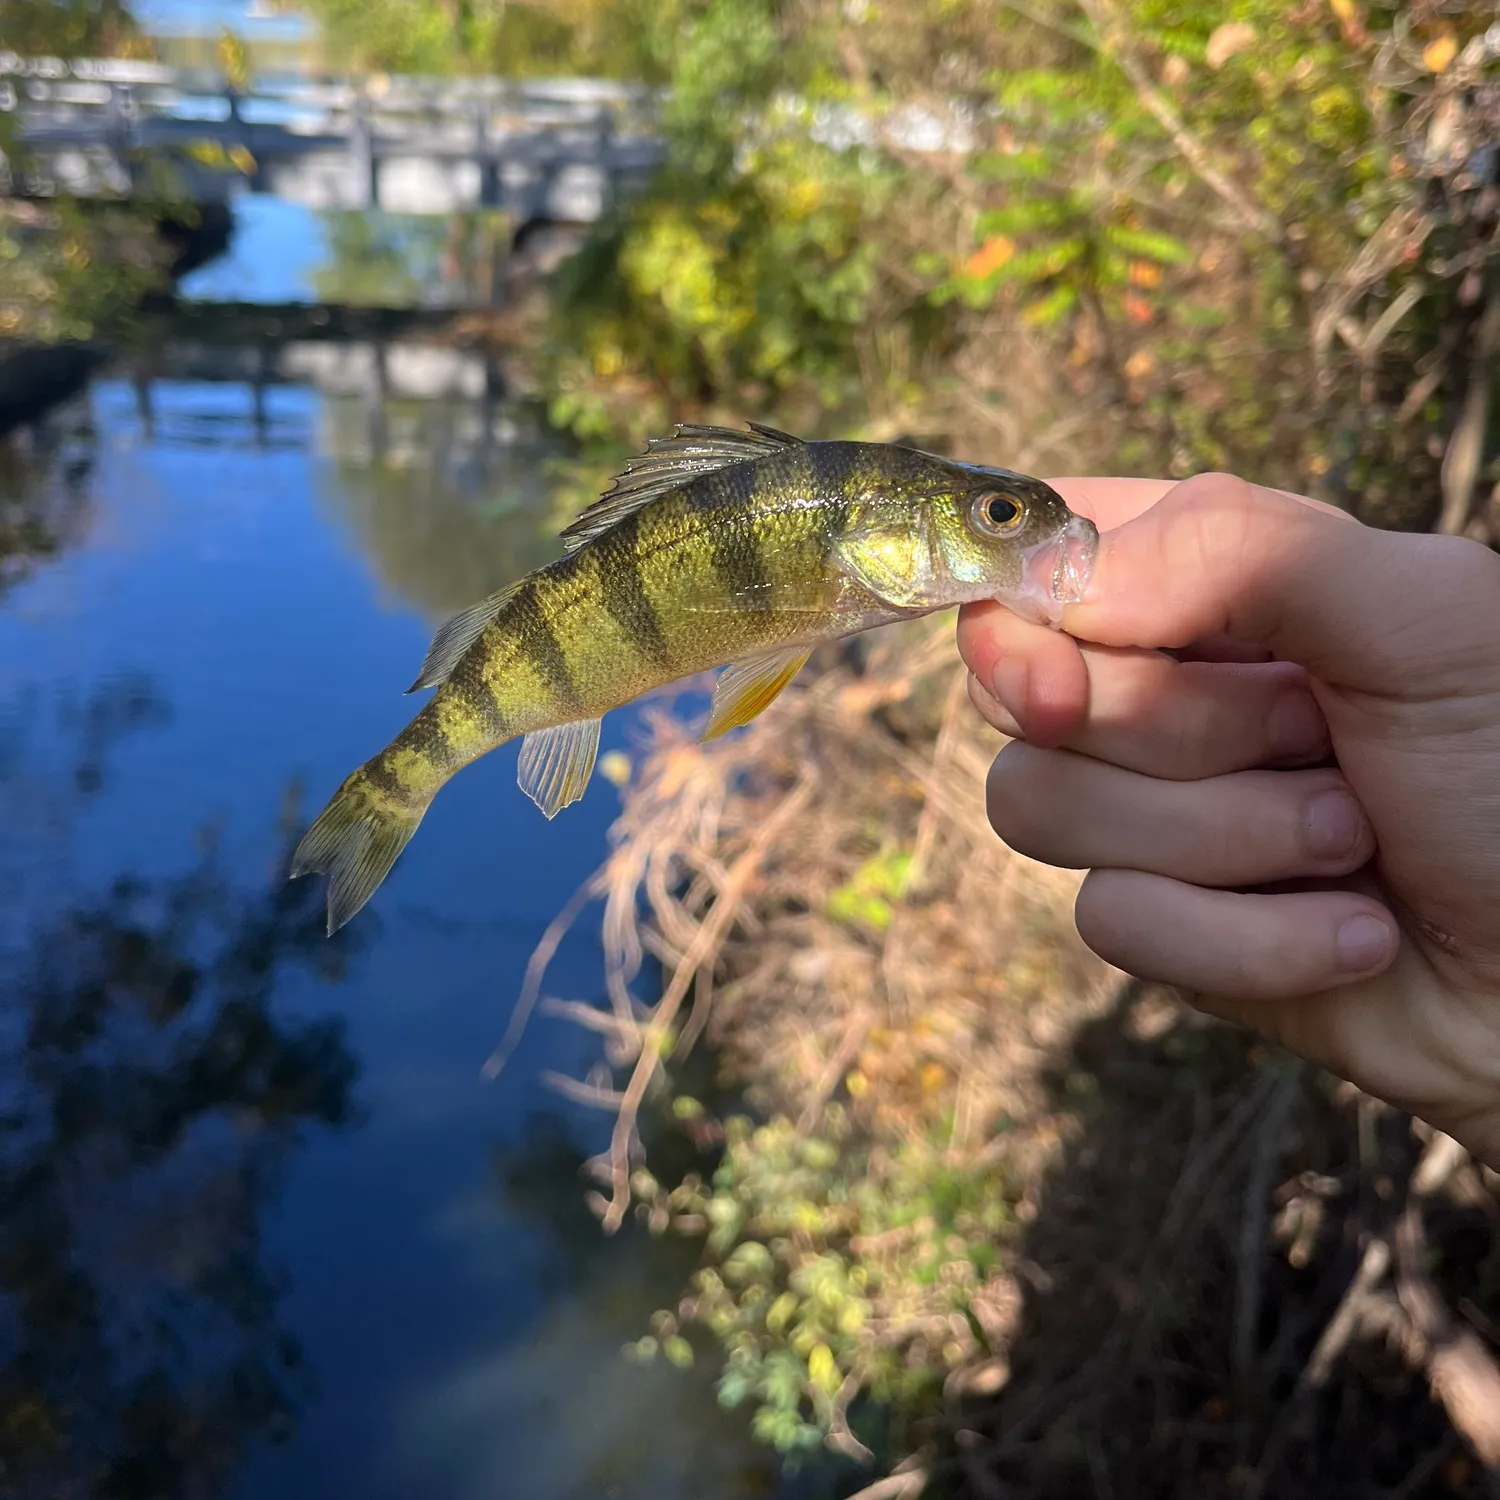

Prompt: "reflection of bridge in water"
[122,326,523,462]
[2,54,664,225]
[108,325,574,613]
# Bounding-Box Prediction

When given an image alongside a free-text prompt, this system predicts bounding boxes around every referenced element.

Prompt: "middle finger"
[968,647,1330,779]
[986,744,1374,888]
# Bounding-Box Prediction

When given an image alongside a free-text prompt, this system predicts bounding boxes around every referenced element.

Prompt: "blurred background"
[2,3,1499,1498]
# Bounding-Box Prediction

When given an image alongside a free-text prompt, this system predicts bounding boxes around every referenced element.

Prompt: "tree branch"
[1074,0,1284,245]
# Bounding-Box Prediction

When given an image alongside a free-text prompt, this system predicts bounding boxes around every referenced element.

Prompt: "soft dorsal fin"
[558,422,803,554]
[406,577,525,693]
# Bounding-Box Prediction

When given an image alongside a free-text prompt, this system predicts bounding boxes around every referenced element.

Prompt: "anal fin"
[517,717,603,819]
[703,648,811,741]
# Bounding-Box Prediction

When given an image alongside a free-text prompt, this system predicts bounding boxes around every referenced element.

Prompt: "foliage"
[0,0,142,58]
[626,1106,1011,1460]
[526,0,1500,528]
[288,0,666,80]
[826,846,913,934]
[536,0,965,445]
[0,200,175,344]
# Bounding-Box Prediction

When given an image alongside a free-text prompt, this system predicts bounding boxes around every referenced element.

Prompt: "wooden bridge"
[0,53,666,223]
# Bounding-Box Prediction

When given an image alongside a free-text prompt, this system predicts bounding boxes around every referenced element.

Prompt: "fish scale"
[290,423,1098,933]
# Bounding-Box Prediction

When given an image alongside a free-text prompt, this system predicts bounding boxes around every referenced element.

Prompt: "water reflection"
[0,400,96,600]
[0,678,364,1500]
[314,388,569,620]
[381,1114,788,1500]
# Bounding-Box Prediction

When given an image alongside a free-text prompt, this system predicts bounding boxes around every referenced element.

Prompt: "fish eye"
[970,491,1025,537]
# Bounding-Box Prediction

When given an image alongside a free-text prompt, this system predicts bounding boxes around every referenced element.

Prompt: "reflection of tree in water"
[313,214,432,309]
[0,680,365,1500]
[313,212,513,311]
[484,1106,816,1500]
[315,393,572,622]
[0,399,97,600]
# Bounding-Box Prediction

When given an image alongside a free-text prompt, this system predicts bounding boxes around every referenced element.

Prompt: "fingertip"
[966,670,1023,738]
[1021,634,1089,747]
[1072,870,1400,1002]
[955,601,1088,746]
[1334,910,1399,978]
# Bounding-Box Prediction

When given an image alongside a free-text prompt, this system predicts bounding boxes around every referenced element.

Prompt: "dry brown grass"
[496,619,1500,1499]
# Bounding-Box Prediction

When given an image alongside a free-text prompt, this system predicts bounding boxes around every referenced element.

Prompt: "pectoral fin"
[833,513,940,609]
[703,648,811,741]
[517,718,602,819]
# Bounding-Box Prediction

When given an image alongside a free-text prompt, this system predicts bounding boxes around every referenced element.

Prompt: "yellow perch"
[291,422,1098,932]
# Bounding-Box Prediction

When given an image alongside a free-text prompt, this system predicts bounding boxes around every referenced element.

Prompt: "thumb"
[1055,472,1500,694]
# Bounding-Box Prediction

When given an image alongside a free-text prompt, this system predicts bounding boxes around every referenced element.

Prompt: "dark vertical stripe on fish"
[363,754,408,801]
[596,513,672,669]
[702,467,773,612]
[525,602,585,713]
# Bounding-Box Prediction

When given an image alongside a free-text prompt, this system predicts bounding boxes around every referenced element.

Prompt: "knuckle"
[1426,531,1500,592]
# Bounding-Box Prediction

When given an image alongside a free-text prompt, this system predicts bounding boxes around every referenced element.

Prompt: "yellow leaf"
[920,1061,946,1092]
[808,1343,841,1394]
[598,750,632,786]
[1423,33,1458,73]
[845,1069,868,1098]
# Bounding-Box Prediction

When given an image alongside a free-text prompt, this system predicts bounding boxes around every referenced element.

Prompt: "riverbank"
[527,614,1500,1497]
[0,199,232,433]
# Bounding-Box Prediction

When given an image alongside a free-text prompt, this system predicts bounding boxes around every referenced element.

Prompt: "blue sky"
[130,0,317,42]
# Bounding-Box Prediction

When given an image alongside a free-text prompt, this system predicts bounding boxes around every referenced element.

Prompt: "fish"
[290,422,1099,933]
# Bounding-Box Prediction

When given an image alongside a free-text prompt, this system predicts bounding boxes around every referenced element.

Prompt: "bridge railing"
[0,53,661,152]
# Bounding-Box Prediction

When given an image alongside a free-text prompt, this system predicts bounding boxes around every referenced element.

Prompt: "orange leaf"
[963,234,1015,280]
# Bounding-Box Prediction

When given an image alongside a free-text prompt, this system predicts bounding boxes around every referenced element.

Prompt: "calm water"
[0,365,783,1499]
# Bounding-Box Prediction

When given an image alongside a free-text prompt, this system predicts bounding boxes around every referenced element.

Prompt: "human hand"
[956,472,1500,1168]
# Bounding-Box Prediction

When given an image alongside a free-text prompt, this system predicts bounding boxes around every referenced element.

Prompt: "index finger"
[1055,471,1497,692]
[1047,475,1359,530]
[1043,477,1175,531]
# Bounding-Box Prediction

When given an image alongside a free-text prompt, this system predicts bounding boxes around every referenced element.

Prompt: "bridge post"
[349,91,377,209]
[475,98,499,209]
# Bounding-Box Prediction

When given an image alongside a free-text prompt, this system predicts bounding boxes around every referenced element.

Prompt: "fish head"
[835,455,1098,626]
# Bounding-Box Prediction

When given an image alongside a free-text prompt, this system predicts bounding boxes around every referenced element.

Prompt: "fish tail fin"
[290,760,437,935]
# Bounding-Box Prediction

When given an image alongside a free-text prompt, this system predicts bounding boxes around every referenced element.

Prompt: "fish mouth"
[1014,514,1100,627]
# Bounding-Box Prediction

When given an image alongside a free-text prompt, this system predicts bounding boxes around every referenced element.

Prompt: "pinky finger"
[1074,869,1398,1002]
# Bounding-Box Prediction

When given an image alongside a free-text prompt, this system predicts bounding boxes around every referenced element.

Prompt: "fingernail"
[990,658,1029,728]
[1269,689,1328,763]
[1305,788,1364,859]
[1337,914,1395,973]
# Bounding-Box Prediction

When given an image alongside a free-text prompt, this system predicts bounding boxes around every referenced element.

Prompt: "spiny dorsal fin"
[558,422,804,554]
[406,577,525,693]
